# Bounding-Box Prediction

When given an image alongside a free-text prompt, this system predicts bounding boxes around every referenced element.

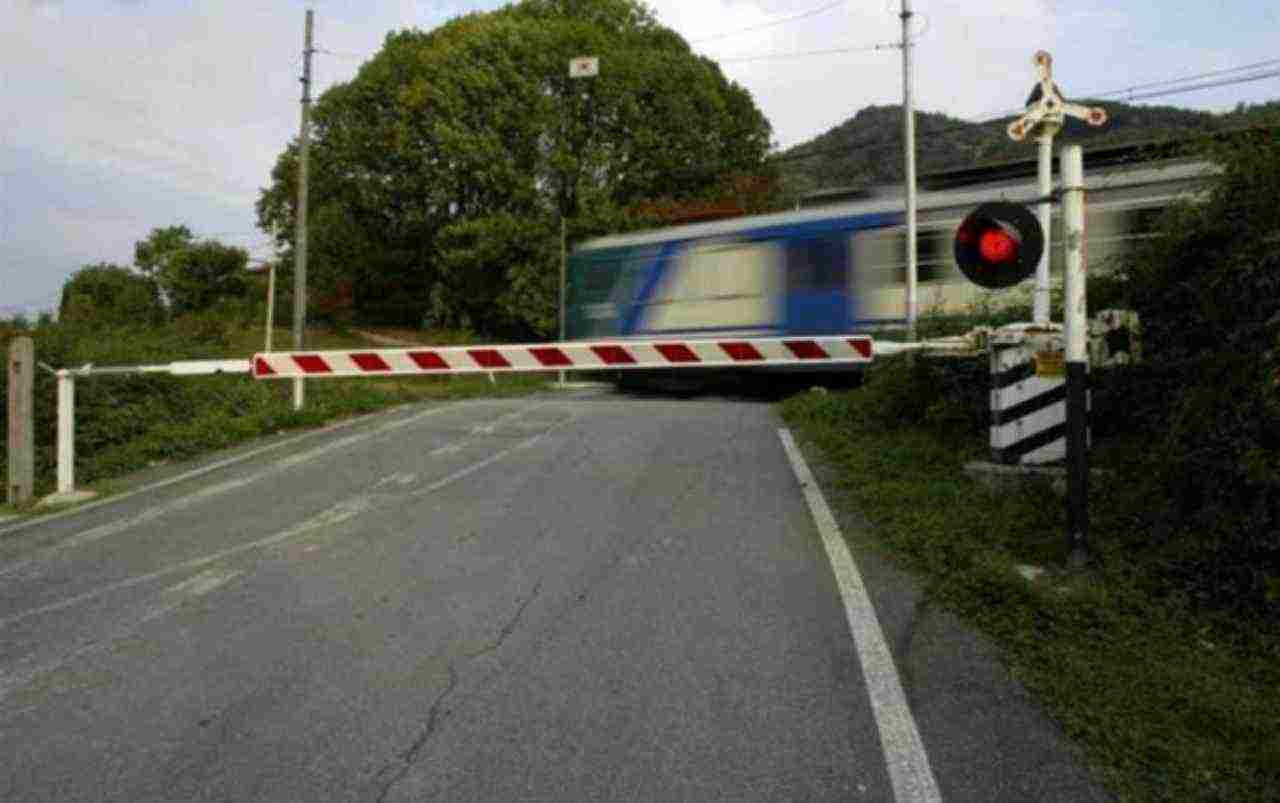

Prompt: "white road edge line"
[777,428,943,803]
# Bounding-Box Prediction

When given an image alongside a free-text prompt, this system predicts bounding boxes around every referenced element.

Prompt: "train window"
[788,235,848,290]
[655,241,780,303]
[894,229,945,283]
[917,229,944,282]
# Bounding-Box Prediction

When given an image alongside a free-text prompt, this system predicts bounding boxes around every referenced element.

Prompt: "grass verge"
[780,385,1280,803]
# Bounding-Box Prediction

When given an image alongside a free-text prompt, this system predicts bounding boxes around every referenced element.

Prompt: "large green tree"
[256,0,773,335]
[133,226,250,316]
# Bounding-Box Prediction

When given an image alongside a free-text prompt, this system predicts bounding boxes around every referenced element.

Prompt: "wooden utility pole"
[901,0,918,341]
[292,8,314,410]
[7,337,34,506]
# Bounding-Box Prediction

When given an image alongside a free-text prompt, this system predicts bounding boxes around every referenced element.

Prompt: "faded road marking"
[778,428,942,803]
[0,568,242,705]
[0,402,549,580]
[0,417,570,632]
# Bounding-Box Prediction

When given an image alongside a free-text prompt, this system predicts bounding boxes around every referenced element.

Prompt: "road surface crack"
[371,580,543,802]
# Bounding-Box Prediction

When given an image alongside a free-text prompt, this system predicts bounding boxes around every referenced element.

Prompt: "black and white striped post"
[1061,145,1090,566]
[989,324,1067,465]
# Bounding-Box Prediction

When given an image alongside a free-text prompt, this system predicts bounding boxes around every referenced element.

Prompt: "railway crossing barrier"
[24,320,1127,508]
[249,336,876,379]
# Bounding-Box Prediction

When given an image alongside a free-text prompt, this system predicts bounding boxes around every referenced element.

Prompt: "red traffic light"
[954,202,1045,289]
[979,228,1017,264]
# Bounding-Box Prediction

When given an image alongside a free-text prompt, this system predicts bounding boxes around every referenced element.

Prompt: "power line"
[717,42,897,64]
[1089,57,1280,100]
[1119,69,1280,103]
[691,0,847,44]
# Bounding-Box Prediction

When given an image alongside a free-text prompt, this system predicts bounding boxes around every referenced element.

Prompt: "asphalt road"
[0,389,1110,802]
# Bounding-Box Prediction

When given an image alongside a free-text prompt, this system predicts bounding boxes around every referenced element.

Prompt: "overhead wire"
[690,0,847,44]
[717,42,897,63]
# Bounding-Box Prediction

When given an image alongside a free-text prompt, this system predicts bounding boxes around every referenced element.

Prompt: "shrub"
[58,263,165,328]
[1100,129,1280,612]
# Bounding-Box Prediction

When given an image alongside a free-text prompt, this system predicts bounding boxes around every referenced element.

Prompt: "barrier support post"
[1062,144,1089,566]
[56,369,75,497]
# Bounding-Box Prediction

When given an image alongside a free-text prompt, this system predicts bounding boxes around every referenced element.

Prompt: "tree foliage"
[256,0,773,336]
[133,226,250,316]
[58,263,164,328]
[1104,128,1280,611]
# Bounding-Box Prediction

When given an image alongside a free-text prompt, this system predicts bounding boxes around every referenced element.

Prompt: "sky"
[2,0,1278,316]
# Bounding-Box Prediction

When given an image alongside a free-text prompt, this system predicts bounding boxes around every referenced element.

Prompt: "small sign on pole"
[569,56,599,78]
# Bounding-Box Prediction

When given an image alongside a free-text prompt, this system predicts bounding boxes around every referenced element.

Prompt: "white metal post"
[1034,132,1055,325]
[1005,50,1105,327]
[1062,144,1089,565]
[560,56,598,388]
[265,264,276,353]
[559,215,567,386]
[1063,146,1087,364]
[56,370,75,496]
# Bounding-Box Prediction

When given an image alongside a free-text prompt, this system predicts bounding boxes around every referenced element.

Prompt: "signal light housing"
[953,202,1046,289]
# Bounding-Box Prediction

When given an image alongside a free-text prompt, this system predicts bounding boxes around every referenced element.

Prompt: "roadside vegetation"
[1,299,546,510]
[782,130,1280,801]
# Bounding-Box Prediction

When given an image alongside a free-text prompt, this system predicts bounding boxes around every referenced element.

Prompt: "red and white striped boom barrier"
[252,336,875,379]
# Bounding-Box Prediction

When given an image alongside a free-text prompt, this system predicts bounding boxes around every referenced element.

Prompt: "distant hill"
[772,99,1280,202]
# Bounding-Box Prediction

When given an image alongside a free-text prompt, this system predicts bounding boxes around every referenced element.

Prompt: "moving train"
[564,149,1213,350]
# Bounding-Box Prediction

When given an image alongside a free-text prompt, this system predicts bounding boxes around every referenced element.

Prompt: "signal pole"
[901,0,918,341]
[1007,51,1107,326]
[292,8,314,411]
[1061,145,1089,566]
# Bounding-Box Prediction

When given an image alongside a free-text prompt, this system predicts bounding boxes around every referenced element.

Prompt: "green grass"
[781,387,1280,803]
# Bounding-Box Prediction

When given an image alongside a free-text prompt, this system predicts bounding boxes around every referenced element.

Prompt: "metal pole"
[7,337,34,505]
[56,370,75,496]
[292,8,314,411]
[559,214,567,386]
[265,264,276,353]
[901,0,918,340]
[1034,130,1055,325]
[1062,144,1089,566]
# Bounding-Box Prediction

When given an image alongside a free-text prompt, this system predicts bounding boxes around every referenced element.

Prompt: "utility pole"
[560,56,599,387]
[901,0,918,341]
[292,8,314,411]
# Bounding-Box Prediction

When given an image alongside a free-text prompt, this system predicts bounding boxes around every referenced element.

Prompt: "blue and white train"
[564,153,1212,347]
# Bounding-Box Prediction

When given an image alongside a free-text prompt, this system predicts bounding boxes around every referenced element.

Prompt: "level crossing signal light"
[953,201,1046,289]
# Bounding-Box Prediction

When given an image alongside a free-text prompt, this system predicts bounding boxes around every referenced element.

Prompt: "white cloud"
[646,0,1061,146]
[2,0,1278,313]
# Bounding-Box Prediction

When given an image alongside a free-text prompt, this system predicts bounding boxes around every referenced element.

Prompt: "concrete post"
[7,337,34,505]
